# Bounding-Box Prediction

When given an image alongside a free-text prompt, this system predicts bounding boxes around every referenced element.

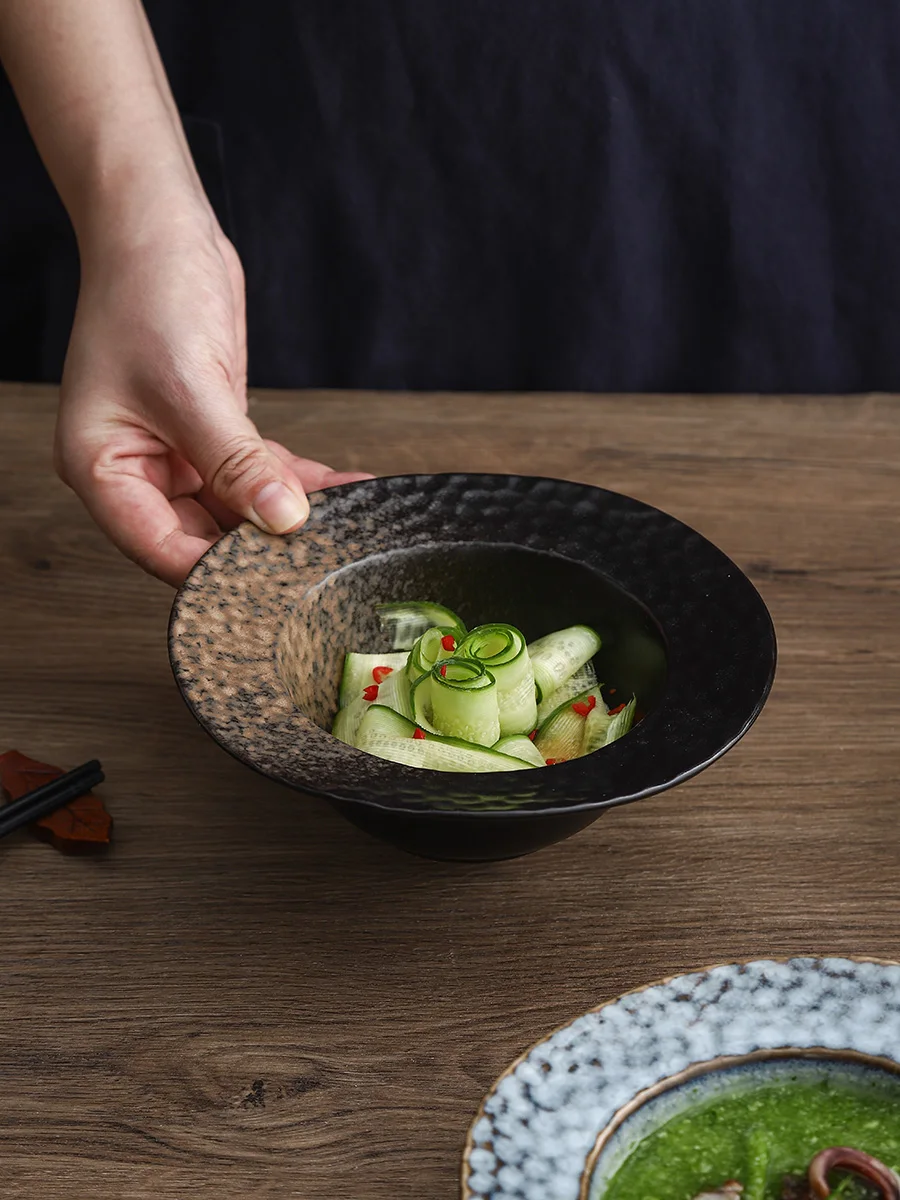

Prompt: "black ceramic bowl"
[168,474,776,861]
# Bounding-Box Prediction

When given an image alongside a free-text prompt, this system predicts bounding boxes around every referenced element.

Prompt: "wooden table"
[2,383,898,1199]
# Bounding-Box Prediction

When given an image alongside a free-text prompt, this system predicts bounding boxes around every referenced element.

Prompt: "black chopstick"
[0,759,104,839]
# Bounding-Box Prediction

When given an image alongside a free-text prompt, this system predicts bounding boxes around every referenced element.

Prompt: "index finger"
[78,469,219,586]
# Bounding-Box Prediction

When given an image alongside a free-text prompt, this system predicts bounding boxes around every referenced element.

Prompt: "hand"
[55,207,371,587]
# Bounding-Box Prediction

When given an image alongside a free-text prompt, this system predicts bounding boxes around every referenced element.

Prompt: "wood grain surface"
[1,383,898,1199]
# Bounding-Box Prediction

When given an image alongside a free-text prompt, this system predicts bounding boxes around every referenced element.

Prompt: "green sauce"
[601,1075,900,1200]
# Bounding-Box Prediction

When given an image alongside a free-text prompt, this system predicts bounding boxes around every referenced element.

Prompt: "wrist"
[73,148,216,267]
[57,71,212,257]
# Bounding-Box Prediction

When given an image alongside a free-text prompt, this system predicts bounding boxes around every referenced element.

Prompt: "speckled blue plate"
[462,957,900,1200]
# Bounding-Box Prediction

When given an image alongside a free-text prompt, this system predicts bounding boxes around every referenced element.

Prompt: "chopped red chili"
[413,728,426,740]
[545,758,557,765]
[372,666,394,684]
[528,729,537,741]
[608,687,617,695]
[439,664,448,678]
[362,684,380,702]
[572,695,597,718]
[608,702,627,715]
[441,635,456,652]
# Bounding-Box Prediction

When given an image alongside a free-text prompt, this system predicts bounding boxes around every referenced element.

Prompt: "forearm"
[0,0,207,253]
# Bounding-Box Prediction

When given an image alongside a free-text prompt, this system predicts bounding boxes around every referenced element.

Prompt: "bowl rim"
[168,472,777,817]
[460,954,900,1200]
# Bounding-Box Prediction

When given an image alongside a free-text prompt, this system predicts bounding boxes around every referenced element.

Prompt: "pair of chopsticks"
[0,759,104,839]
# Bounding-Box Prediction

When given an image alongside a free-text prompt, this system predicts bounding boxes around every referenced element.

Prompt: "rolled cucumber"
[534,684,605,763]
[339,651,409,708]
[413,658,500,747]
[494,734,547,768]
[527,625,601,703]
[457,623,537,737]
[376,601,466,651]
[535,660,599,725]
[407,625,459,685]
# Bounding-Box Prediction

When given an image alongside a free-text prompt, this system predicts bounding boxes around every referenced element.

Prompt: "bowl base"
[329,801,604,861]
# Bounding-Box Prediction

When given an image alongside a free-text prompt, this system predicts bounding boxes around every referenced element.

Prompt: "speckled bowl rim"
[168,472,777,817]
[461,955,900,1200]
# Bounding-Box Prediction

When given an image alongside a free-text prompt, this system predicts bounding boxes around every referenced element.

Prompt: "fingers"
[76,467,220,587]
[263,440,375,492]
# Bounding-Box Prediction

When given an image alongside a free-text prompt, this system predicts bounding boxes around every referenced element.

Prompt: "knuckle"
[208,439,271,500]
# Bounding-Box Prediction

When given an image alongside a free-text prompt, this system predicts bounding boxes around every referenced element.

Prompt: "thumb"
[181,406,310,535]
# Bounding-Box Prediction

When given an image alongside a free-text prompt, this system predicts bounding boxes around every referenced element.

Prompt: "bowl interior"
[586,1051,900,1199]
[277,541,668,731]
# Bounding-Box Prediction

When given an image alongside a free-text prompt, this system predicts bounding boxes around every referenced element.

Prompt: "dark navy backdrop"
[2,1,900,392]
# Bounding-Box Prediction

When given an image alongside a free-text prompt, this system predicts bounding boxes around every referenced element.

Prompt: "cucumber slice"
[605,697,637,746]
[414,657,500,747]
[359,734,533,773]
[354,703,417,747]
[534,684,604,764]
[407,625,458,685]
[376,602,467,651]
[581,698,612,755]
[338,651,409,708]
[494,734,547,768]
[332,696,368,745]
[333,680,409,745]
[527,625,601,703]
[377,666,414,721]
[457,623,537,737]
[535,660,599,725]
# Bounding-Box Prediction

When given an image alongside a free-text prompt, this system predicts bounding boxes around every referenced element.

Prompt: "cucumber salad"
[331,601,637,773]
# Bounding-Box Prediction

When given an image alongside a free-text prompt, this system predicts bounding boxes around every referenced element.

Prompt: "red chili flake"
[413,728,427,740]
[441,635,456,652]
[572,695,597,718]
[362,684,380,702]
[372,666,394,684]
[528,729,537,741]
[608,702,627,715]
[439,664,448,678]
[545,758,567,766]
[608,687,617,695]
